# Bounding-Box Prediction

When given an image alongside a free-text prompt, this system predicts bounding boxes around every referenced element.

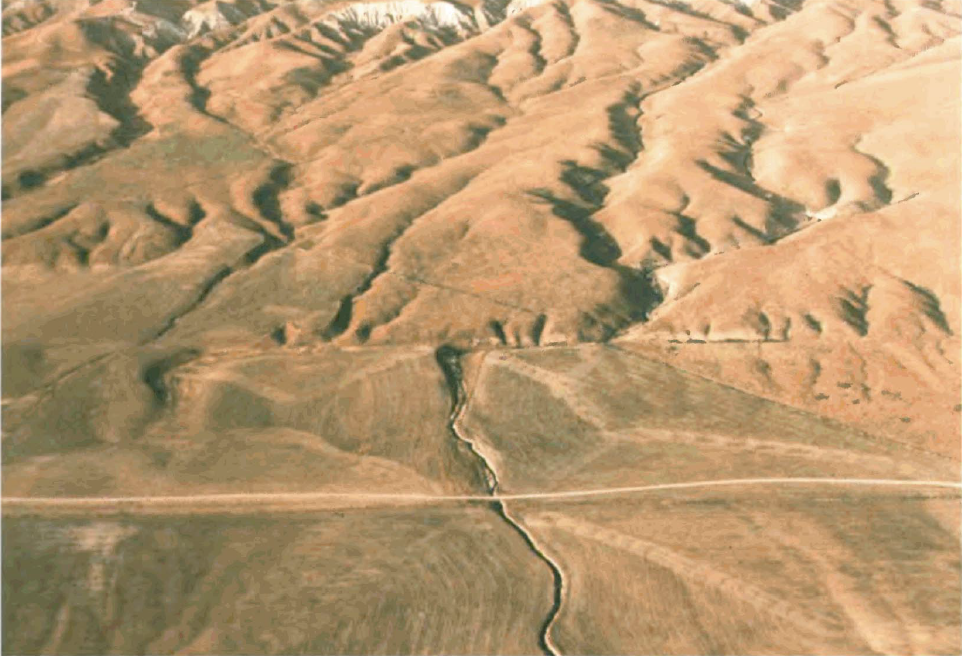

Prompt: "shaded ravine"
[436,346,566,656]
[143,265,235,342]
[143,232,287,344]
[529,83,663,339]
[144,164,295,344]
[3,56,155,199]
[319,174,487,342]
[180,43,230,121]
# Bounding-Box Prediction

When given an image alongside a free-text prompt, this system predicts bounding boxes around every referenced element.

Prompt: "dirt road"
[5,478,959,515]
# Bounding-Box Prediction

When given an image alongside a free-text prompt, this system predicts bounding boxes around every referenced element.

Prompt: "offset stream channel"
[435,346,566,656]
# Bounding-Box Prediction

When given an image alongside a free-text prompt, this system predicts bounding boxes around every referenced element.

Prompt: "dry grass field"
[2,0,960,653]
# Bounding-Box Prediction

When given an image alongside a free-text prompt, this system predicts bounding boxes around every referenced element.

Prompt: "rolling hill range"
[2,0,960,653]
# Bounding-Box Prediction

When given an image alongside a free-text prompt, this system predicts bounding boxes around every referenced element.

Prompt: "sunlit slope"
[3,0,959,450]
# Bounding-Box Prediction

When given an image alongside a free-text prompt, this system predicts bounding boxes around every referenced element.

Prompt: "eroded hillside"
[2,0,960,653]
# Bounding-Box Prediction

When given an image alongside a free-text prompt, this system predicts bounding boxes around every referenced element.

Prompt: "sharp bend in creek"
[435,345,566,656]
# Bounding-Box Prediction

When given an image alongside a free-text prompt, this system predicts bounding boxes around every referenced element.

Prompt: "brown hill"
[3,0,960,653]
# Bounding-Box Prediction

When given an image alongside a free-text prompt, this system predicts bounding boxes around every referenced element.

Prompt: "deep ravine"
[435,345,566,656]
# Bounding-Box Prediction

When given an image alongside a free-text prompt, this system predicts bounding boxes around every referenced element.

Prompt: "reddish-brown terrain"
[2,0,960,653]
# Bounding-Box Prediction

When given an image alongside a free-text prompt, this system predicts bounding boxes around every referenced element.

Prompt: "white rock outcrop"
[181,1,249,38]
[323,0,477,32]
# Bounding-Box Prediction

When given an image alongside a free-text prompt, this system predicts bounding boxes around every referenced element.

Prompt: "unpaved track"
[5,478,960,515]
